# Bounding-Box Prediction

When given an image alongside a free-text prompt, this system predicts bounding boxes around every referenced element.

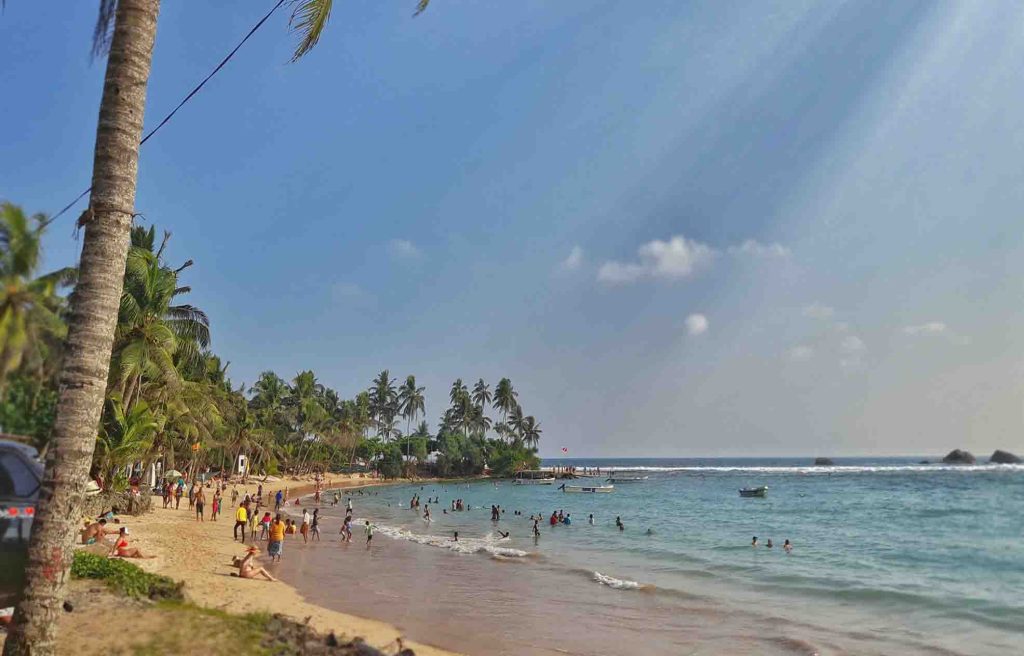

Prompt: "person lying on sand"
[108,527,154,558]
[81,518,118,545]
[234,546,277,581]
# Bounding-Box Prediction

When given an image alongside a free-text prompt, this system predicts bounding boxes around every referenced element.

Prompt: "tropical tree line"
[0,203,541,487]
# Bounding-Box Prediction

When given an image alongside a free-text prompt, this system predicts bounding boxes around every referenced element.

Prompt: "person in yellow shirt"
[267,514,286,562]
[233,502,248,542]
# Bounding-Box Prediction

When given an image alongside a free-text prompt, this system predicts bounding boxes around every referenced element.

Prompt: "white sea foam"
[543,464,1024,474]
[369,522,530,558]
[593,571,650,590]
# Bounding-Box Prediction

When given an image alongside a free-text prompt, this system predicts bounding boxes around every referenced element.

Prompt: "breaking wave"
[593,571,654,590]
[369,522,530,559]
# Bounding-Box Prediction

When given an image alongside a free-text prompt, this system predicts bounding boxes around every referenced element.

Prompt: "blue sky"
[4,1,1024,457]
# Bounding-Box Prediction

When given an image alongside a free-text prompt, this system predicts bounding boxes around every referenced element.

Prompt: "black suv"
[0,439,43,607]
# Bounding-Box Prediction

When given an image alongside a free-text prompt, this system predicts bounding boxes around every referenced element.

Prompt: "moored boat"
[560,483,615,493]
[514,470,557,485]
[739,486,768,498]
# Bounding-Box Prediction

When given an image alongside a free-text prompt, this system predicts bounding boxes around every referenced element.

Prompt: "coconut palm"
[369,370,397,441]
[10,1,435,647]
[520,416,542,449]
[398,375,425,460]
[492,378,518,437]
[95,395,159,485]
[0,203,76,387]
[471,378,491,411]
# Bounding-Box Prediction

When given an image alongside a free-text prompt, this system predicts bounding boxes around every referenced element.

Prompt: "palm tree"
[492,378,517,440]
[397,375,425,460]
[9,2,431,650]
[369,370,397,441]
[520,416,542,449]
[507,404,526,444]
[95,395,159,485]
[471,378,492,411]
[0,203,76,388]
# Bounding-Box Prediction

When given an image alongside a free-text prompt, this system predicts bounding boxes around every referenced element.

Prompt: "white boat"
[514,471,556,485]
[739,486,768,498]
[560,484,615,493]
[606,475,649,483]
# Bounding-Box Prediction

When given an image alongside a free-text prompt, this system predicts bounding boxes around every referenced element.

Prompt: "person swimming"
[645,528,654,535]
[588,514,594,525]
[751,536,758,547]
[783,539,792,553]
[615,516,624,531]
[766,538,773,548]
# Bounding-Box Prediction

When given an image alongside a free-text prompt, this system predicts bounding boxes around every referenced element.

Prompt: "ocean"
[277,457,1024,655]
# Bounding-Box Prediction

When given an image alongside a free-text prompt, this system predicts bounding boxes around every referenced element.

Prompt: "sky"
[4,0,1024,458]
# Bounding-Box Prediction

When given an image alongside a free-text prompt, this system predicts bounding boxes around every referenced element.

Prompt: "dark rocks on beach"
[813,457,834,466]
[262,615,403,655]
[989,450,1022,464]
[941,449,976,464]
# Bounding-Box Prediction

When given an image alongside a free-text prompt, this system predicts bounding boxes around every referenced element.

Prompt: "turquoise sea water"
[297,457,1024,655]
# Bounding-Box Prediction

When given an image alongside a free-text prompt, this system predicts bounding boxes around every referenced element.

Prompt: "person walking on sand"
[268,514,285,562]
[311,509,321,541]
[275,489,283,511]
[174,481,184,509]
[300,509,310,544]
[195,487,206,522]
[211,490,220,521]
[364,520,374,548]
[233,502,248,542]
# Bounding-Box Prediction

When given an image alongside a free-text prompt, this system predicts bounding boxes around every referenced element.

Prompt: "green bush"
[71,551,183,601]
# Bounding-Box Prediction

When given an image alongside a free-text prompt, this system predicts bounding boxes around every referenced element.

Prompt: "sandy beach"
[110,476,458,656]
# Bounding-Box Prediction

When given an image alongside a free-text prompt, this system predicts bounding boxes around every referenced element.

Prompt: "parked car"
[0,439,43,607]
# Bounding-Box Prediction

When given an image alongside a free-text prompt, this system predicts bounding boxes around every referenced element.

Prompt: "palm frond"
[92,0,118,59]
[289,0,333,62]
[413,0,430,17]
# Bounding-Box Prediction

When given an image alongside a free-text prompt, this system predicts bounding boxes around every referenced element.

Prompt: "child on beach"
[364,520,374,547]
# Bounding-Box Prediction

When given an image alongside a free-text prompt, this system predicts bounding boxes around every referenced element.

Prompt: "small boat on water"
[739,486,768,498]
[514,471,556,485]
[606,475,649,483]
[559,483,615,493]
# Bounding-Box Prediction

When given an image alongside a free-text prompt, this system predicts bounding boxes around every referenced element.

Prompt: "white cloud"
[802,303,835,320]
[685,313,709,336]
[388,239,421,259]
[903,322,948,336]
[840,335,866,353]
[728,239,791,258]
[788,345,814,360]
[560,245,584,271]
[598,235,716,284]
[902,322,970,345]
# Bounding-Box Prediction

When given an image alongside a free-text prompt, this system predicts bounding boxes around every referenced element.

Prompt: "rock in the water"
[941,449,976,464]
[989,450,1022,464]
[813,457,834,466]
[918,460,929,465]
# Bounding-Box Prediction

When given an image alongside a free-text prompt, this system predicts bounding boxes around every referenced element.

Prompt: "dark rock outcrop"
[941,449,976,464]
[989,450,1022,464]
[813,457,834,466]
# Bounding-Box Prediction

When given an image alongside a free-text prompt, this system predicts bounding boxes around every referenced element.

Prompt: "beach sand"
[102,476,458,656]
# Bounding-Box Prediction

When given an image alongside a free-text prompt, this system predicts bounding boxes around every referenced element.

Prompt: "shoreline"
[122,475,459,656]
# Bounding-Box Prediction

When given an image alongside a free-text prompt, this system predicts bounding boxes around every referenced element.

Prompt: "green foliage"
[71,551,183,601]
[0,374,58,448]
[378,443,403,479]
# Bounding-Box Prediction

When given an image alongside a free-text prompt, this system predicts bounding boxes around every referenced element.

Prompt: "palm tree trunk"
[4,2,161,654]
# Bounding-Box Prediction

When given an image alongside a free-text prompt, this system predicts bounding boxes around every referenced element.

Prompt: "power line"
[45,0,286,228]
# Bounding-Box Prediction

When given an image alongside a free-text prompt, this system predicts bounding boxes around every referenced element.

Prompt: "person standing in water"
[588,514,594,525]
[751,536,758,547]
[311,509,321,541]
[784,539,793,553]
[615,516,624,531]
[424,505,431,521]
[364,520,374,547]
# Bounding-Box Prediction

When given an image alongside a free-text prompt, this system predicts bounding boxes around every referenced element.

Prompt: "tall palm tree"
[369,370,397,441]
[492,377,517,440]
[507,404,526,444]
[520,416,542,450]
[0,203,76,388]
[397,375,425,460]
[471,378,492,412]
[9,2,431,650]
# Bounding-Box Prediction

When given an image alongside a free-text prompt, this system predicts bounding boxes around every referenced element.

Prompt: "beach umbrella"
[163,469,183,479]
